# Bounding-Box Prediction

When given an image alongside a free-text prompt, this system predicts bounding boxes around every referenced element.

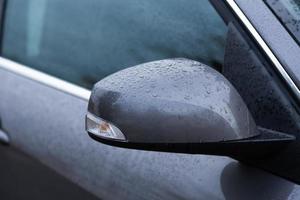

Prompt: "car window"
[265,0,300,46]
[1,0,227,89]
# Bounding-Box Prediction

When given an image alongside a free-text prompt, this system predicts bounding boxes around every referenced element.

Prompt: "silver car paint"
[89,59,258,143]
[1,66,300,199]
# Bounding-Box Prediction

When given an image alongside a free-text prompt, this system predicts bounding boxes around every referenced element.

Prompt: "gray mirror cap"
[88,58,259,143]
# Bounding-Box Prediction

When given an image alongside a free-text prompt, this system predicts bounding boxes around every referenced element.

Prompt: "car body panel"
[1,0,300,199]
[1,62,300,199]
[0,145,99,200]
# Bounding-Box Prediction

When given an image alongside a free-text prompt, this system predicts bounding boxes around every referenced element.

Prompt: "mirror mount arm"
[222,127,295,159]
[88,126,295,159]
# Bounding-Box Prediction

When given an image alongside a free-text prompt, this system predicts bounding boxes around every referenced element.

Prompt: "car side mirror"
[86,59,294,158]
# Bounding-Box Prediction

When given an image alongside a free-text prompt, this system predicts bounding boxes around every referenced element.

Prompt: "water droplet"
[184,95,191,100]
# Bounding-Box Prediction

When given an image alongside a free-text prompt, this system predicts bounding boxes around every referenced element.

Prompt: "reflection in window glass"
[2,0,227,89]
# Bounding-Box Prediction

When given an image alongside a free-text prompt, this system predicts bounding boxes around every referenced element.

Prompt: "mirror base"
[88,127,294,159]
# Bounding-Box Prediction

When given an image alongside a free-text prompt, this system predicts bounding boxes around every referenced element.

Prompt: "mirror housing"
[86,59,294,158]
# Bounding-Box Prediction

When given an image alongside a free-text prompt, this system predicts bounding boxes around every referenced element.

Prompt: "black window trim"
[229,0,300,103]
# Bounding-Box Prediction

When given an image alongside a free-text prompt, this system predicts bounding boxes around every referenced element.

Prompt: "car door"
[0,0,300,200]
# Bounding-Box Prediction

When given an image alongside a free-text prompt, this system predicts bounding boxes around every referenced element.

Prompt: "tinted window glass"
[265,0,300,45]
[2,0,227,89]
